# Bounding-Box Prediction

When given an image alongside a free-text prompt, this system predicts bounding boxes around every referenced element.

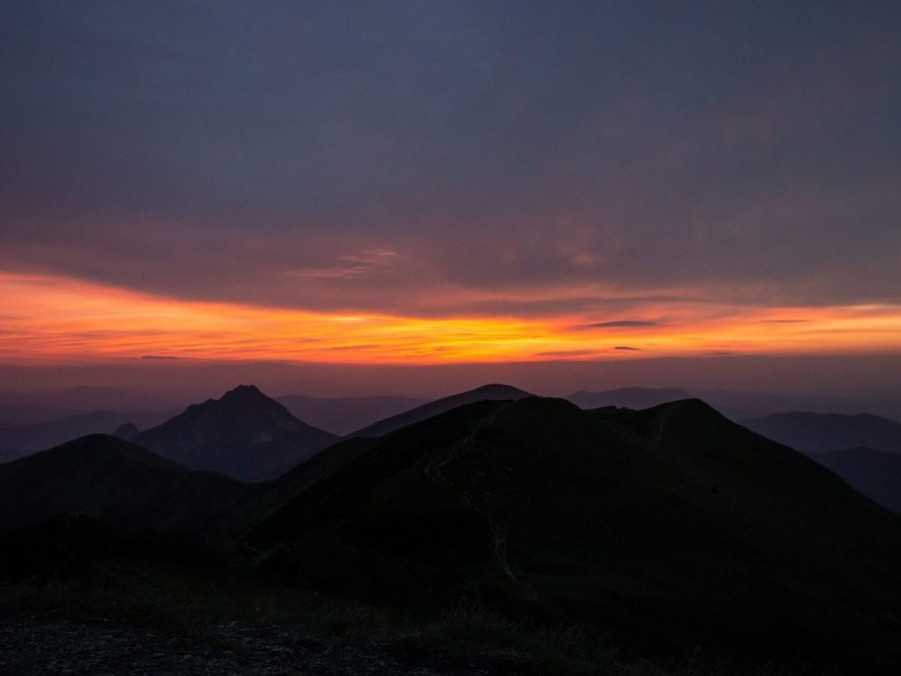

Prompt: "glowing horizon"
[4,271,901,365]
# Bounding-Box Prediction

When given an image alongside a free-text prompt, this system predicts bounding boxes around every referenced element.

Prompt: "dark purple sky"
[3,1,900,312]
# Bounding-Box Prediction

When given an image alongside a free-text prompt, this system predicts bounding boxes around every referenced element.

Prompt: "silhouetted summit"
[136,385,337,481]
[349,383,532,438]
[219,384,271,404]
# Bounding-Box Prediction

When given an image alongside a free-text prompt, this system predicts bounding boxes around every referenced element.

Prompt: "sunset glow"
[4,272,901,365]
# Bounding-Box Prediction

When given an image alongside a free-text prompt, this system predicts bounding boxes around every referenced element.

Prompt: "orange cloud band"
[2,271,901,364]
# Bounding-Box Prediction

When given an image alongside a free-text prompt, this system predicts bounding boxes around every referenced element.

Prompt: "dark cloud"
[2,1,900,314]
[141,355,180,360]
[614,346,642,351]
[533,349,602,358]
[583,320,659,329]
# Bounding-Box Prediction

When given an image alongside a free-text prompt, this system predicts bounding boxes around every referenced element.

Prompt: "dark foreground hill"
[253,396,901,671]
[136,385,337,481]
[349,383,532,438]
[743,411,901,454]
[0,435,250,533]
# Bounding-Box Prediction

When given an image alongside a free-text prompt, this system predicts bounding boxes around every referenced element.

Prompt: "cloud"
[1,1,900,322]
[141,355,180,360]
[286,249,399,280]
[582,320,659,329]
[614,346,642,351]
[533,349,603,358]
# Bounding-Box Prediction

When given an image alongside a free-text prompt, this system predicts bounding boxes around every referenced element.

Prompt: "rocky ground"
[0,619,437,675]
[0,618,570,675]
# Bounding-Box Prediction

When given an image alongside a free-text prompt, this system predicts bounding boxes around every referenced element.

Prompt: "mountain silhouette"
[566,386,691,410]
[252,395,901,668]
[743,411,901,454]
[276,394,424,435]
[136,385,338,481]
[0,434,249,532]
[113,422,139,440]
[348,384,532,438]
[0,410,169,462]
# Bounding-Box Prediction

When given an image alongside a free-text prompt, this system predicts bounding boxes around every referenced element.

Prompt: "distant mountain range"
[814,447,901,514]
[566,386,691,411]
[742,411,901,454]
[276,394,423,436]
[0,409,171,463]
[740,411,901,513]
[564,385,896,421]
[136,385,337,481]
[5,383,900,517]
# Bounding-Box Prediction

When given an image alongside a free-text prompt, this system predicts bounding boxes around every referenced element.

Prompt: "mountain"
[814,447,901,513]
[276,394,424,436]
[113,422,140,440]
[136,385,338,481]
[349,384,532,438]
[742,411,901,454]
[0,410,169,463]
[252,396,901,670]
[566,386,691,411]
[741,412,901,511]
[0,434,250,533]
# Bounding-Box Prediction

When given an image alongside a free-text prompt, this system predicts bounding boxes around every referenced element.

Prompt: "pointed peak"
[221,384,268,401]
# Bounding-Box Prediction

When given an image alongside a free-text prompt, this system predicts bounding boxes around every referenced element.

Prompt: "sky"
[2,1,900,394]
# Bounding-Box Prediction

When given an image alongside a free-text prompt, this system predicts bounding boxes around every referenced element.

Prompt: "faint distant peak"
[566,386,693,412]
[113,422,139,441]
[467,383,531,398]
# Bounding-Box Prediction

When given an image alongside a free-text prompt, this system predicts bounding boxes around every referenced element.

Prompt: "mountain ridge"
[742,411,901,454]
[814,447,901,513]
[348,383,532,438]
[566,386,692,411]
[276,394,424,435]
[136,385,338,481]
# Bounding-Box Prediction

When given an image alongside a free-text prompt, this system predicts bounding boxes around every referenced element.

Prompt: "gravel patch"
[0,620,455,675]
